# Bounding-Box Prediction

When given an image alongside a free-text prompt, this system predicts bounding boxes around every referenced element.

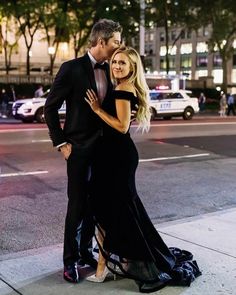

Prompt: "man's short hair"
[88,19,122,47]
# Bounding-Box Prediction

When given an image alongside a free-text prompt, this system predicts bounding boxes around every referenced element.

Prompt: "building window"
[180,30,185,39]
[196,42,208,53]
[196,55,208,67]
[160,57,176,70]
[160,58,165,70]
[171,30,176,41]
[213,54,222,67]
[181,55,192,68]
[197,28,202,37]
[212,69,223,83]
[145,45,154,56]
[203,28,209,37]
[160,32,165,42]
[169,57,176,69]
[196,70,208,79]
[233,53,236,67]
[232,69,236,83]
[181,70,191,79]
[187,30,192,39]
[149,33,154,41]
[160,45,177,56]
[180,43,192,54]
[145,58,153,72]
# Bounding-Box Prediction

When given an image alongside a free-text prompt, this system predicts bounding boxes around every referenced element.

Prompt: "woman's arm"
[85,89,131,134]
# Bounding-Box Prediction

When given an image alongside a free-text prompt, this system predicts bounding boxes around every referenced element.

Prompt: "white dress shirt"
[87,51,108,103]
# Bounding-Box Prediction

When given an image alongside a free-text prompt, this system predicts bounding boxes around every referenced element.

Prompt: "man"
[198,92,206,112]
[44,19,122,283]
[0,89,9,118]
[227,93,235,116]
[34,85,44,97]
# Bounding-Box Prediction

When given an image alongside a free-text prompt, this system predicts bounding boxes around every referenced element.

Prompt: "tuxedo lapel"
[81,53,98,94]
[81,54,112,105]
[102,62,113,106]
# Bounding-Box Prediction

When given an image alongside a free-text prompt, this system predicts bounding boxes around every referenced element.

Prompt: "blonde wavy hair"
[110,46,151,132]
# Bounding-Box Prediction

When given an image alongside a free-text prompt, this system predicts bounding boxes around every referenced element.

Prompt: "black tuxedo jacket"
[44,53,113,147]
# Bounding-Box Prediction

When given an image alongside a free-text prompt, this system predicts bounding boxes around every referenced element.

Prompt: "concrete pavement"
[0,207,236,295]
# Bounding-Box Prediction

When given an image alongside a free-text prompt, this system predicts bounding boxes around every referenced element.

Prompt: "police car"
[149,89,199,120]
[12,90,66,123]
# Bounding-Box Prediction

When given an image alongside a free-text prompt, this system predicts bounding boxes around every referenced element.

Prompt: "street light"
[48,47,55,55]
[48,47,55,76]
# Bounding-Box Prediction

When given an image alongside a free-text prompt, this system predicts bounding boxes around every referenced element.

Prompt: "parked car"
[149,89,199,120]
[12,90,66,123]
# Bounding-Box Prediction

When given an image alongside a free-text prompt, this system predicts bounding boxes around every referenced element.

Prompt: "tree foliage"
[1,0,236,89]
[8,0,45,75]
[146,0,200,74]
[0,2,21,74]
[40,0,72,75]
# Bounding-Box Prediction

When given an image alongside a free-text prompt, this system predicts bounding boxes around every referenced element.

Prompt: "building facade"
[1,23,236,92]
[144,25,236,91]
[0,29,77,77]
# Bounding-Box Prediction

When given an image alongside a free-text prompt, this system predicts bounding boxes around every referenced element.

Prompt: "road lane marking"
[0,171,48,178]
[0,128,48,133]
[131,121,236,128]
[147,122,236,127]
[31,139,51,143]
[139,153,210,162]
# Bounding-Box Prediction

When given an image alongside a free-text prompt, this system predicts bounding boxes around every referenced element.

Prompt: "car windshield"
[150,92,164,100]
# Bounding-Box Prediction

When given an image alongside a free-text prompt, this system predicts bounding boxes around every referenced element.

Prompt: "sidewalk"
[0,207,236,295]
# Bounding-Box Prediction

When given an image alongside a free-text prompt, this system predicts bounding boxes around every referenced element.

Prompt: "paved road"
[1,116,236,295]
[1,117,236,256]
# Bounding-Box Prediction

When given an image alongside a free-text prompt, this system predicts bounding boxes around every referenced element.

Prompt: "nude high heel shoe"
[86,267,116,283]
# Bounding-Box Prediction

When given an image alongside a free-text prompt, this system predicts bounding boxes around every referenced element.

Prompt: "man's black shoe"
[78,256,98,269]
[63,262,79,283]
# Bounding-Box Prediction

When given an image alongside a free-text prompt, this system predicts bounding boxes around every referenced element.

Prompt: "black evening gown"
[89,90,200,287]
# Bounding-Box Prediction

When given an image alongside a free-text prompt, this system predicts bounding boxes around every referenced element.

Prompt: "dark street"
[1,116,236,255]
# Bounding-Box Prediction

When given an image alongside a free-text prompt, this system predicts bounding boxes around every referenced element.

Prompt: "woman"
[85,46,200,293]
[219,93,227,117]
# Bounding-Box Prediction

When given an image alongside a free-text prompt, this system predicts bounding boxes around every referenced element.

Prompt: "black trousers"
[227,104,235,116]
[63,144,95,266]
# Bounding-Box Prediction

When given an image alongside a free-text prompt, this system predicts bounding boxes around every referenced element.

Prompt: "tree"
[68,0,95,58]
[68,0,141,58]
[147,0,196,74]
[40,0,72,75]
[0,3,21,74]
[92,0,140,46]
[9,0,44,75]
